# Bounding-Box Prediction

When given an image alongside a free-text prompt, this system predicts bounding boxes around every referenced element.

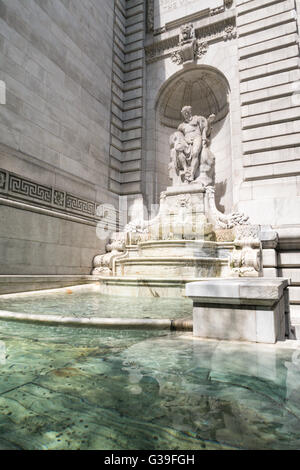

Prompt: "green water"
[0,293,193,319]
[0,319,300,450]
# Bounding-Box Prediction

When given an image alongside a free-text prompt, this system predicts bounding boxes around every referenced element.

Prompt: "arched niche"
[154,65,233,213]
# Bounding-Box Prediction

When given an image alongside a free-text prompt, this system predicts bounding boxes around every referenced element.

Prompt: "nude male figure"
[175,106,215,182]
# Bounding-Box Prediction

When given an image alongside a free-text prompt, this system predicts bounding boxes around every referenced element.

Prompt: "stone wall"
[0,0,300,286]
[236,0,300,226]
[108,0,146,196]
[234,0,300,311]
[0,0,119,274]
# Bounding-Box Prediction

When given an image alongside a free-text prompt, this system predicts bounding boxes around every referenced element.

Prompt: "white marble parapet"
[186,278,291,344]
[186,278,289,305]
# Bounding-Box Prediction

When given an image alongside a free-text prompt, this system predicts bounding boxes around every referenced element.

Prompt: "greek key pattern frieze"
[66,194,96,216]
[0,169,104,221]
[8,174,52,203]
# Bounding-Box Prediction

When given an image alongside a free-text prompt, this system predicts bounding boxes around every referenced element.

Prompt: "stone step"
[137,240,226,258]
[116,256,228,278]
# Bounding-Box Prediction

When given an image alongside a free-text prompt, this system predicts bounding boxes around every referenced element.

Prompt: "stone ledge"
[186,278,289,305]
[0,311,173,330]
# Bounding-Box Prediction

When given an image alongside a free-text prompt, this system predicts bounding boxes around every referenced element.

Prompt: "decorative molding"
[163,9,210,33]
[210,7,225,16]
[198,17,236,43]
[146,17,236,64]
[8,174,52,204]
[146,36,179,62]
[229,224,262,278]
[53,190,65,207]
[0,169,117,222]
[196,41,209,58]
[223,25,236,40]
[66,194,96,217]
[169,23,209,65]
[176,194,192,209]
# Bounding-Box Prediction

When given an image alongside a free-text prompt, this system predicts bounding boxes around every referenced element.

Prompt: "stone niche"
[155,65,233,213]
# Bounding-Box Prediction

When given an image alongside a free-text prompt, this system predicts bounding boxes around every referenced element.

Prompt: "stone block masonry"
[236,0,300,310]
[109,0,145,196]
[0,0,120,274]
[0,0,117,195]
[237,0,300,180]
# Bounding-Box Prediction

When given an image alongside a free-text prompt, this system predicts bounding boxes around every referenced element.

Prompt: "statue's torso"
[178,116,206,143]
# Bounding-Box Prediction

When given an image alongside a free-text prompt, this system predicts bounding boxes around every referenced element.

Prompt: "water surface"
[0,320,300,450]
[0,292,193,320]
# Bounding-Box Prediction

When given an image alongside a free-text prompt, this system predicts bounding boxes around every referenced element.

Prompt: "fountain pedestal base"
[186,278,291,343]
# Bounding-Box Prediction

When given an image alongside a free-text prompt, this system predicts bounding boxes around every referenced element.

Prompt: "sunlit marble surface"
[0,293,193,320]
[0,320,300,450]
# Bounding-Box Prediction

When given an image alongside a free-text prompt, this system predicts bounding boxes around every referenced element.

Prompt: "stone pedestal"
[186,278,290,344]
[148,183,213,241]
[92,184,262,281]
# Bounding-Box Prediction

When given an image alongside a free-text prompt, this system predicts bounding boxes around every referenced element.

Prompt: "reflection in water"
[0,319,299,450]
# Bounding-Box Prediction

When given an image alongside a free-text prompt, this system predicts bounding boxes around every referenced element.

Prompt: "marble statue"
[169,106,215,186]
[92,108,257,280]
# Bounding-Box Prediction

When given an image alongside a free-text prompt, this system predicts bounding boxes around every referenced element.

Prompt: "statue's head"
[181,106,192,122]
[180,23,193,42]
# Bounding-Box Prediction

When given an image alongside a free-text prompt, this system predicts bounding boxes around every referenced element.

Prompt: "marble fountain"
[0,106,291,345]
[0,107,297,451]
[92,106,291,344]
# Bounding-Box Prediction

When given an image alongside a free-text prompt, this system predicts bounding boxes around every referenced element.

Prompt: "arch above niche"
[157,66,230,129]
